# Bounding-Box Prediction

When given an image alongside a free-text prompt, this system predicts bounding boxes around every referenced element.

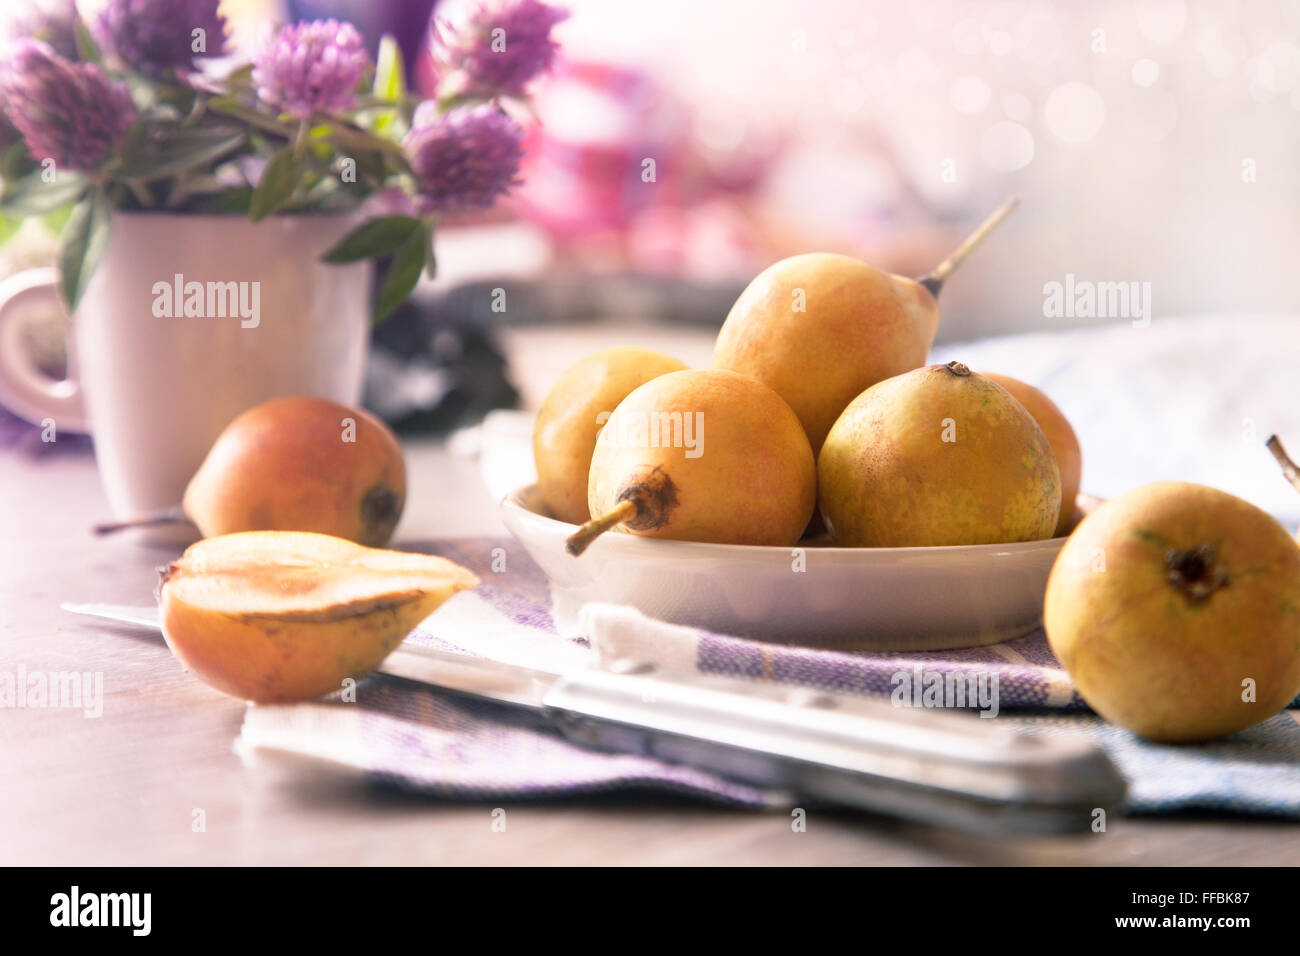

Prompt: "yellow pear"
[533,347,688,524]
[97,396,407,547]
[566,369,815,554]
[981,373,1082,536]
[1044,482,1300,742]
[714,199,1018,452]
[160,531,478,702]
[818,361,1061,546]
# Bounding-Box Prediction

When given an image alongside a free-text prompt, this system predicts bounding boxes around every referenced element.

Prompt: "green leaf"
[342,148,389,189]
[0,169,88,217]
[58,188,111,312]
[318,117,407,159]
[182,187,254,214]
[223,63,255,88]
[425,224,438,278]
[0,215,21,248]
[373,36,406,101]
[321,215,421,263]
[74,16,101,62]
[41,204,74,235]
[207,95,298,137]
[115,123,246,180]
[372,221,428,323]
[0,141,35,183]
[249,148,303,221]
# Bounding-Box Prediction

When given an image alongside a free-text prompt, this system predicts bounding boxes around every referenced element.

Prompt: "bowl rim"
[501,483,1069,559]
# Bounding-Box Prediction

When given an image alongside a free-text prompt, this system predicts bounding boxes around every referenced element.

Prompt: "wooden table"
[4,433,1299,866]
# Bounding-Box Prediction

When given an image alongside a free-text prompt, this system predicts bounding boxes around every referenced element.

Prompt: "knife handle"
[543,662,1125,833]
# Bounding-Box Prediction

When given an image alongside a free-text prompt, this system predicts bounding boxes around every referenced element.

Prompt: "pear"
[981,373,1082,536]
[1044,482,1300,742]
[714,198,1019,453]
[534,347,688,524]
[160,531,478,702]
[566,369,815,555]
[818,361,1060,547]
[97,397,406,547]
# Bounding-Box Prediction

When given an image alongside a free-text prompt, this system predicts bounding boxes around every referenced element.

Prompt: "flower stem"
[293,119,310,161]
[208,99,295,139]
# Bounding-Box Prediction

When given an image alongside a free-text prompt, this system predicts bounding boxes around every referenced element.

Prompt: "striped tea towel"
[237,537,1300,817]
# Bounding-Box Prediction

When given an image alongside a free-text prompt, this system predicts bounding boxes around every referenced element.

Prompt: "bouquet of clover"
[0,0,567,319]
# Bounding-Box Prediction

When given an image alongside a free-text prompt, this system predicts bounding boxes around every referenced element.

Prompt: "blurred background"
[4,0,1300,509]
[9,1,1299,328]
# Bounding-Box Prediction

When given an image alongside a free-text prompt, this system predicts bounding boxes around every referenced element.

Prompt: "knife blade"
[62,601,1126,833]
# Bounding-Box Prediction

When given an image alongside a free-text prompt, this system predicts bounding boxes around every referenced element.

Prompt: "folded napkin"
[238,537,1300,818]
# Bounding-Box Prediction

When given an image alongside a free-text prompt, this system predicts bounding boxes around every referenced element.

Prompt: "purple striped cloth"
[237,537,1300,817]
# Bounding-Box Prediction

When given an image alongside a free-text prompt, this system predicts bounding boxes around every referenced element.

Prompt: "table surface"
[5,430,1300,867]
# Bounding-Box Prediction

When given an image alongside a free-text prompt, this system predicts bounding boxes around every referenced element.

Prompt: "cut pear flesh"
[160,531,479,703]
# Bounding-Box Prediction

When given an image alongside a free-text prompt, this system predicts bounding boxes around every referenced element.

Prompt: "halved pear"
[159,531,478,702]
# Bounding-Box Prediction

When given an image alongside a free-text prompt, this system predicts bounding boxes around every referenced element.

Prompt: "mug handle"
[0,267,89,433]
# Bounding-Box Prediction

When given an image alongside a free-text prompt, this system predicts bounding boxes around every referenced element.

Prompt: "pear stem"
[93,507,192,536]
[1266,435,1300,494]
[919,196,1021,297]
[566,498,639,557]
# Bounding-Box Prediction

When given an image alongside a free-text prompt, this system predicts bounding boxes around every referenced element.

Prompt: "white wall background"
[555,0,1300,340]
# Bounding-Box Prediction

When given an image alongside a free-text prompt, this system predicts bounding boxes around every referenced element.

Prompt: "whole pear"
[533,347,687,524]
[566,369,815,554]
[982,373,1082,536]
[714,199,1019,452]
[714,253,937,452]
[818,362,1061,547]
[1044,482,1300,742]
[182,397,406,546]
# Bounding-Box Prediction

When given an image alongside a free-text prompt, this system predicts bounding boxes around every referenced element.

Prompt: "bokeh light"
[1044,81,1106,143]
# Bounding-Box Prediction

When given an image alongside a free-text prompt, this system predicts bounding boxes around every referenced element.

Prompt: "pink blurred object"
[627,201,761,281]
[513,61,690,237]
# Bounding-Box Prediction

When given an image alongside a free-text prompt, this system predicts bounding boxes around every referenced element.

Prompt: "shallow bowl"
[501,484,1070,651]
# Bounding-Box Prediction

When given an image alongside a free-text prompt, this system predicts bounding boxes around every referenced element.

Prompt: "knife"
[63,602,1126,834]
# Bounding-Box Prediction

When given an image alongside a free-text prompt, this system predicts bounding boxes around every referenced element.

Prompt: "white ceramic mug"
[0,212,373,518]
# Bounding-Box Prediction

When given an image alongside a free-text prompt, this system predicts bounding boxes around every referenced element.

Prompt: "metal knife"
[63,602,1126,834]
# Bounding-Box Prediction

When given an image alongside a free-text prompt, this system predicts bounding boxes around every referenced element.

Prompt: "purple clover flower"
[96,0,227,77]
[0,39,136,171]
[12,0,80,61]
[433,0,568,97]
[253,19,372,119]
[403,102,523,213]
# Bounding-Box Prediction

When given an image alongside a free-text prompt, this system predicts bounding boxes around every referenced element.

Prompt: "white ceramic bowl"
[501,484,1069,652]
